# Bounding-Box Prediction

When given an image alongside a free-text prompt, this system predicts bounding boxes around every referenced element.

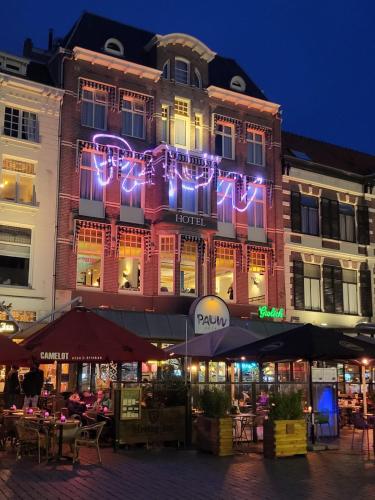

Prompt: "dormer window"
[193,68,202,89]
[230,75,246,93]
[162,60,170,80]
[104,38,124,56]
[175,58,190,85]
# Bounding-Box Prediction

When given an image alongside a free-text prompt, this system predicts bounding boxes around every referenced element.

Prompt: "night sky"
[1,0,375,156]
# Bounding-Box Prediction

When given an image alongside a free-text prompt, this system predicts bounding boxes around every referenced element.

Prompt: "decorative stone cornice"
[0,71,63,101]
[207,85,280,115]
[146,33,216,62]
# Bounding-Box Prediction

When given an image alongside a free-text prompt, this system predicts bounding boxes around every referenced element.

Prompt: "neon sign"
[0,320,18,334]
[258,306,284,319]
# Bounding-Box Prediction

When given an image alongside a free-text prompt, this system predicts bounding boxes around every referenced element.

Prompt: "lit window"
[161,105,170,143]
[122,99,146,139]
[159,236,175,293]
[339,203,355,242]
[215,123,234,159]
[76,228,102,288]
[81,88,107,130]
[246,130,264,166]
[217,178,234,223]
[181,166,197,213]
[247,186,264,228]
[250,252,266,273]
[121,162,143,208]
[174,98,190,148]
[215,246,235,302]
[175,58,189,85]
[4,107,38,142]
[343,269,358,315]
[303,264,321,311]
[0,158,35,204]
[0,225,31,287]
[104,38,124,56]
[248,252,266,304]
[80,151,105,202]
[193,68,202,89]
[162,60,170,80]
[180,241,197,295]
[194,114,202,151]
[118,233,142,292]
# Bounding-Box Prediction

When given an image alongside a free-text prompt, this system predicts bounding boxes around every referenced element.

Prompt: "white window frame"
[193,68,202,89]
[303,264,321,312]
[162,60,170,80]
[194,114,203,151]
[217,177,234,223]
[246,130,265,166]
[81,88,108,130]
[180,240,198,297]
[3,107,38,142]
[121,98,146,140]
[215,245,236,302]
[216,122,235,160]
[79,151,105,202]
[159,235,175,295]
[120,162,144,208]
[118,233,143,293]
[343,270,358,315]
[161,104,170,143]
[175,57,190,85]
[76,228,103,290]
[104,38,124,56]
[0,157,36,205]
[0,224,32,288]
[174,98,190,149]
[247,185,265,229]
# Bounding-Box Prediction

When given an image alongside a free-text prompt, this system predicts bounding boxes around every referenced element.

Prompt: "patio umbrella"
[23,307,168,363]
[164,326,264,359]
[0,335,31,365]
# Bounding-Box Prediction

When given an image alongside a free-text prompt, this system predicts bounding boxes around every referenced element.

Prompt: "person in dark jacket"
[67,392,87,423]
[23,362,44,408]
[4,365,20,408]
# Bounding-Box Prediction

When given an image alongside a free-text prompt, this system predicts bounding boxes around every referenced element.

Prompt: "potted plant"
[263,390,307,458]
[195,388,233,456]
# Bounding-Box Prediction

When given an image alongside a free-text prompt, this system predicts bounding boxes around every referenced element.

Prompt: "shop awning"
[23,307,168,363]
[0,335,32,365]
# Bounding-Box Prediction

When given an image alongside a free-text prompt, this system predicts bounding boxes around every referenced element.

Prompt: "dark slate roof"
[26,61,54,86]
[61,12,266,100]
[283,131,375,178]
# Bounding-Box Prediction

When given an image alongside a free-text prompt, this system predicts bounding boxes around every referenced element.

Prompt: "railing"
[249,295,265,303]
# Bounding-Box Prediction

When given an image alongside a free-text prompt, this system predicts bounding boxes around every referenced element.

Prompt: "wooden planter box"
[263,419,307,458]
[195,416,233,456]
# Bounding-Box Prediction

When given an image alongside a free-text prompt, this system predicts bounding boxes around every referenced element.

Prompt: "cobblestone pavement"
[0,430,374,500]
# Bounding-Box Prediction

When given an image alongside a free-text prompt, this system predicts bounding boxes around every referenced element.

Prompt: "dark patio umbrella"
[23,307,168,363]
[0,335,31,365]
[164,326,264,359]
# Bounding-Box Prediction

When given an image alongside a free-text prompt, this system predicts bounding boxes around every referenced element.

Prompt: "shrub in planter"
[263,390,307,458]
[195,388,233,456]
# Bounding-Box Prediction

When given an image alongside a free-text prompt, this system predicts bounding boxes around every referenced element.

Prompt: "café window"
[122,98,146,139]
[161,105,170,143]
[303,263,321,311]
[180,240,197,296]
[215,123,234,159]
[246,130,264,166]
[339,203,355,242]
[80,151,104,201]
[0,225,31,287]
[181,166,197,213]
[194,114,203,151]
[247,186,264,228]
[343,269,358,315]
[76,228,103,288]
[248,252,266,304]
[3,107,38,142]
[118,233,142,292]
[121,163,143,208]
[174,98,190,148]
[81,88,107,130]
[217,178,234,223]
[215,245,235,302]
[159,235,175,293]
[0,157,35,204]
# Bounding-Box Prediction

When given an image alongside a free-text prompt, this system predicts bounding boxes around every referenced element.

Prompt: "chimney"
[48,29,54,51]
[23,38,33,57]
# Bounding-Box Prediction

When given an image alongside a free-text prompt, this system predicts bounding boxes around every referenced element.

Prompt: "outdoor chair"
[3,415,19,448]
[316,410,331,439]
[351,412,373,457]
[73,421,106,464]
[15,419,48,463]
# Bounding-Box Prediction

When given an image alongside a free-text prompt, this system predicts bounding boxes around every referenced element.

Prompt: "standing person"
[4,365,20,408]
[22,362,44,408]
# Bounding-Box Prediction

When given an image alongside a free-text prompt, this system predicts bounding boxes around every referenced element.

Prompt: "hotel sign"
[190,295,230,334]
[0,320,19,335]
[162,212,217,229]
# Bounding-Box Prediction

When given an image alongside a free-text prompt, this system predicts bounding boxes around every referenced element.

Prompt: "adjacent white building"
[0,51,63,328]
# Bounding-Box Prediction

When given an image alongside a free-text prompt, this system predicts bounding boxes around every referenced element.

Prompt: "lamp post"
[361,358,369,416]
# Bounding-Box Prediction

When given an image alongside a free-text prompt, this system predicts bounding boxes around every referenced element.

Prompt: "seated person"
[67,392,87,418]
[93,389,112,411]
[81,390,96,406]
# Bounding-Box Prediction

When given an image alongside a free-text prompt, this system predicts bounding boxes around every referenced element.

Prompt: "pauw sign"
[189,296,230,334]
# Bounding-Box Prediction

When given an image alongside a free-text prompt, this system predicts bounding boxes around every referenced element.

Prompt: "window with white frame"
[161,105,170,143]
[339,203,355,242]
[118,233,142,291]
[246,130,265,166]
[81,88,107,130]
[215,123,234,159]
[303,264,321,311]
[162,60,170,80]
[343,269,358,314]
[194,114,203,151]
[174,98,190,148]
[247,186,264,228]
[0,158,35,204]
[180,240,197,295]
[76,228,103,288]
[122,98,146,139]
[248,252,266,304]
[159,236,175,293]
[175,58,190,85]
[193,68,202,89]
[217,178,234,223]
[215,246,235,302]
[181,166,197,213]
[104,38,124,56]
[3,107,38,142]
[0,225,31,287]
[121,162,143,208]
[80,151,105,202]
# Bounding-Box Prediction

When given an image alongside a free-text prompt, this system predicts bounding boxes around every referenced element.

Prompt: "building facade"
[0,51,63,330]
[282,132,375,330]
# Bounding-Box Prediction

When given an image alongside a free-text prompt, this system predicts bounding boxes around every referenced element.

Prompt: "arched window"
[104,38,124,56]
[193,68,202,89]
[162,60,170,80]
[175,57,190,85]
[230,75,246,93]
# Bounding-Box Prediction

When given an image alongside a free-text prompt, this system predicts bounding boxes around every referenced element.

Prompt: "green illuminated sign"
[258,306,284,319]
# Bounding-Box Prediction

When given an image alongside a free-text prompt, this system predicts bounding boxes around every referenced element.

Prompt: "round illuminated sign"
[0,320,19,335]
[189,295,230,334]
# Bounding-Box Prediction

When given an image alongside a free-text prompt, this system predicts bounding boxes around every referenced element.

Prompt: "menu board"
[120,386,142,420]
